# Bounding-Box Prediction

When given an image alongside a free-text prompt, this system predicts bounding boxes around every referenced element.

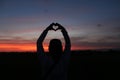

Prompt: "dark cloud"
[97,24,103,27]
[72,40,120,49]
[96,35,120,43]
[70,36,120,49]
[70,36,88,41]
[112,26,120,33]
[0,35,10,38]
[0,36,35,44]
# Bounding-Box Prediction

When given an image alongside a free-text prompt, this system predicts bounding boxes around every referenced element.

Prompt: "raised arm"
[56,23,71,53]
[37,23,55,54]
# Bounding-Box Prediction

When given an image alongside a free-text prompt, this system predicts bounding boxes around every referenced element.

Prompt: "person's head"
[49,39,62,59]
[49,39,63,54]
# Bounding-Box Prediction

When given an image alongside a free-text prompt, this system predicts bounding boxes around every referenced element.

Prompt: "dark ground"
[0,50,120,80]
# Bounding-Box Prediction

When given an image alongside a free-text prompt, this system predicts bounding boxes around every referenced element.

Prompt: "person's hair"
[49,39,63,62]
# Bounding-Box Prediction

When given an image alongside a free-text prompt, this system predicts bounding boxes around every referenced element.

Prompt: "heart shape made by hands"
[52,25,58,31]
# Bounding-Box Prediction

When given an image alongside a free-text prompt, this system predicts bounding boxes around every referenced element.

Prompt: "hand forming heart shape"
[52,25,58,31]
[51,23,59,31]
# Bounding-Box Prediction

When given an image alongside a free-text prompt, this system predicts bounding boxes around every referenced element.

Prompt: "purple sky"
[0,0,120,51]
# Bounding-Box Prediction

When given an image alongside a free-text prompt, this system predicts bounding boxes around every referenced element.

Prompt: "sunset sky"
[0,0,120,52]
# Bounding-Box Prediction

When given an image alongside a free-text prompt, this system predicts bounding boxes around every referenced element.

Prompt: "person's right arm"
[37,23,54,58]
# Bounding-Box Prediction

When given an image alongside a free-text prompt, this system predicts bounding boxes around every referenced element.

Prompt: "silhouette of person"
[37,23,71,80]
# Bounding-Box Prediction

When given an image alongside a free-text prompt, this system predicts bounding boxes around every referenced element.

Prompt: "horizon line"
[0,49,119,53]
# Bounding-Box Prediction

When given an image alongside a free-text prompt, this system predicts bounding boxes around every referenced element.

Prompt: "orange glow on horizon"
[0,43,36,52]
[0,43,113,52]
[0,43,87,52]
[0,43,48,52]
